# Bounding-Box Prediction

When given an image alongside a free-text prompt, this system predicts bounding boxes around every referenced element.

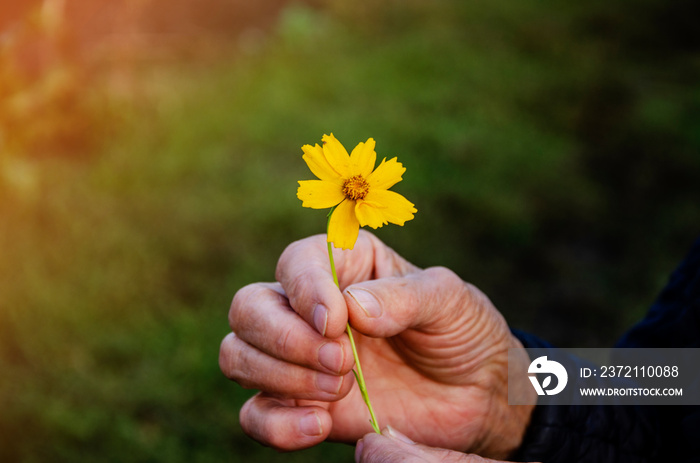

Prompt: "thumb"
[355,427,496,463]
[343,267,512,383]
[343,266,490,338]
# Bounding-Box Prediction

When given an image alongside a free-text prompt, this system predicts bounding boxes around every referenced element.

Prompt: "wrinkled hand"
[219,231,534,459]
[356,427,540,463]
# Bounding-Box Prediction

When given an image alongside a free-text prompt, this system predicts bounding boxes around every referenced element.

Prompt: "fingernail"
[318,342,343,373]
[354,438,364,463]
[347,289,381,318]
[313,304,328,336]
[383,425,415,444]
[300,411,322,437]
[316,373,342,394]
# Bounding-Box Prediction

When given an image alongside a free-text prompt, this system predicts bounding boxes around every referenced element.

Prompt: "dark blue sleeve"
[614,236,700,462]
[511,330,659,463]
[615,236,700,349]
[511,236,700,462]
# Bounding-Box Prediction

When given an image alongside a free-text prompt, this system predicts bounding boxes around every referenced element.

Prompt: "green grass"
[1,0,699,460]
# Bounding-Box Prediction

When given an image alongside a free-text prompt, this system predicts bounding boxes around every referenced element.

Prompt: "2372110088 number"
[599,365,679,378]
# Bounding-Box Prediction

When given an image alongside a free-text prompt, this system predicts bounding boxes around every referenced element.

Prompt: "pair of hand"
[219,231,535,462]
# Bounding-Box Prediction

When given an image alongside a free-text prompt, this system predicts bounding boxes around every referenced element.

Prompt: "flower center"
[342,175,370,201]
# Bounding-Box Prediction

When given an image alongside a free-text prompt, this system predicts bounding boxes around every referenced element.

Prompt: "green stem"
[326,213,380,434]
[345,319,381,434]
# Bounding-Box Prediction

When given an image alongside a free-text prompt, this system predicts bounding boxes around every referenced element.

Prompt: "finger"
[275,234,348,337]
[344,266,481,337]
[229,282,354,375]
[344,267,512,383]
[219,332,354,401]
[240,393,332,451]
[356,427,496,463]
[275,231,418,338]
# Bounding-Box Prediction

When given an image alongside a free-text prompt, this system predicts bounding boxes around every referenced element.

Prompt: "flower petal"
[360,189,416,226]
[349,138,376,178]
[355,199,388,229]
[322,133,352,178]
[297,180,344,209]
[328,199,360,250]
[366,157,406,190]
[302,143,343,183]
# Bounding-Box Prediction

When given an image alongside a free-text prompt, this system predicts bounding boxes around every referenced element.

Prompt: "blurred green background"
[1,0,698,460]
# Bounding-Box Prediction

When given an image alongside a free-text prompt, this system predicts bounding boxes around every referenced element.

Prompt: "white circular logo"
[528,356,568,396]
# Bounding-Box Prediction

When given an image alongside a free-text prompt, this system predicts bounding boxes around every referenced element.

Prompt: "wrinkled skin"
[219,231,534,459]
[356,427,540,463]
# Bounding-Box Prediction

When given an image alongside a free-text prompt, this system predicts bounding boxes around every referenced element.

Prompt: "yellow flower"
[297,133,417,250]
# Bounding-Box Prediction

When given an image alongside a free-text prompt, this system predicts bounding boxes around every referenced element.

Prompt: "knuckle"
[240,400,294,451]
[218,333,238,379]
[425,266,469,299]
[416,267,473,325]
[230,283,287,334]
[283,273,306,309]
[275,325,295,356]
[229,283,260,330]
[275,234,326,299]
[218,333,254,388]
[275,237,310,282]
[424,266,462,287]
[238,398,253,430]
[238,398,264,441]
